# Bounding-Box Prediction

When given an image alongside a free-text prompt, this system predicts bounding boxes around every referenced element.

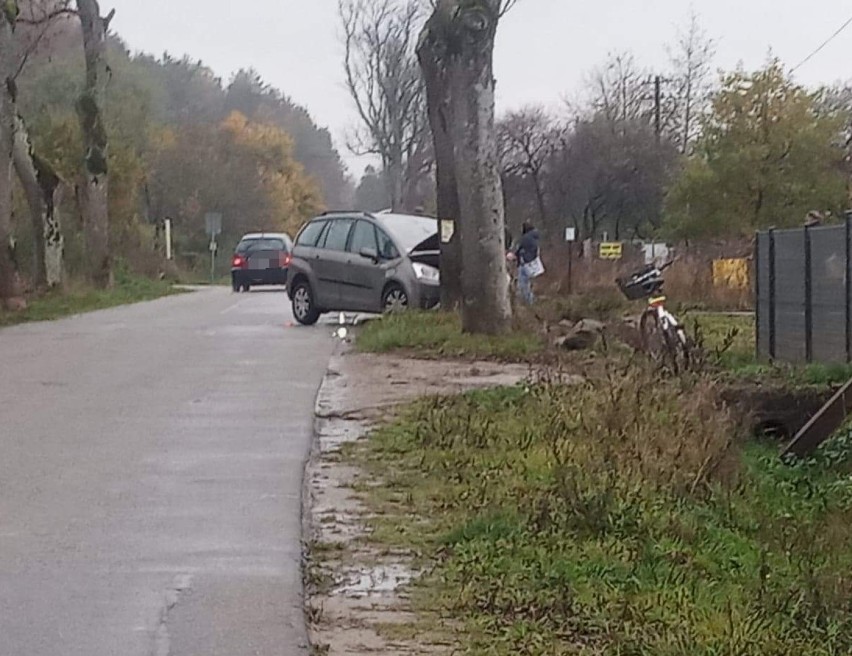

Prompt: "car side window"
[376,228,400,260]
[296,221,326,247]
[321,219,355,252]
[348,221,378,254]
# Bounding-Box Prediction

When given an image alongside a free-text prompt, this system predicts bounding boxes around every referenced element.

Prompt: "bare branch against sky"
[104,0,852,173]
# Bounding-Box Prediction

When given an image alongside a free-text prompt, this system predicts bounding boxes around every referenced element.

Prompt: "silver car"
[286,211,440,325]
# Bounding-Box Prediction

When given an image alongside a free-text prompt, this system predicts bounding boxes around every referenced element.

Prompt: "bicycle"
[617,261,692,373]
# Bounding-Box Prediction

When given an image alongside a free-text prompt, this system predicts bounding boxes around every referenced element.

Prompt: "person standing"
[514,222,541,304]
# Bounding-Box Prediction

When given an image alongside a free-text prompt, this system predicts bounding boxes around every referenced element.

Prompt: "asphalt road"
[0,287,333,656]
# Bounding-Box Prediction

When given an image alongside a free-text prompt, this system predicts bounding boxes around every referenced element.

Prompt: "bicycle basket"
[616,268,664,301]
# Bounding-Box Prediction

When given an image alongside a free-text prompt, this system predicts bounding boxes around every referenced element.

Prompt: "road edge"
[300,340,347,651]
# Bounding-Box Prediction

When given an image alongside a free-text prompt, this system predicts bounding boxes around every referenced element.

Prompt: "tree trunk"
[417,18,463,310]
[387,152,404,211]
[0,8,23,308]
[14,115,64,289]
[76,0,112,289]
[445,1,510,334]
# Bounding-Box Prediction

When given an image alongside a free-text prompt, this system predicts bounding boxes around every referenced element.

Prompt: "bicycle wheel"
[640,311,690,373]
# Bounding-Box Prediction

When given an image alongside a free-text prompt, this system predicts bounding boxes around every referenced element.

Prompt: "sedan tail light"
[282,253,292,267]
[232,255,246,268]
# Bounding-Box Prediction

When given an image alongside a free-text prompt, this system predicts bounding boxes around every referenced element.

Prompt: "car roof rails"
[321,210,370,216]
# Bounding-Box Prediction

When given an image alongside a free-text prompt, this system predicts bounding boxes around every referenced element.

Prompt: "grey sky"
[107,0,852,174]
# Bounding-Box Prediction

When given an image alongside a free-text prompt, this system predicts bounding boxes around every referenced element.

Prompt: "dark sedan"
[231,233,293,292]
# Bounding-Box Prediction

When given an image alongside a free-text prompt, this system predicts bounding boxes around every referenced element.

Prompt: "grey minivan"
[286,211,440,325]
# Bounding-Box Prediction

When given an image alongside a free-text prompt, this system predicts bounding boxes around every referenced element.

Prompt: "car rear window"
[236,238,286,253]
[296,221,327,247]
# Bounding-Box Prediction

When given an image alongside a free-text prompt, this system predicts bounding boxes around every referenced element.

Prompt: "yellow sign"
[712,258,749,290]
[599,242,623,260]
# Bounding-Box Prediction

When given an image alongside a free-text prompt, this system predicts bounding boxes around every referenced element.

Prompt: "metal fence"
[756,219,852,364]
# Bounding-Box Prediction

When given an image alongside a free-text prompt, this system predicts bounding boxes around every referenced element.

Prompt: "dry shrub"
[537,244,753,313]
[517,361,740,542]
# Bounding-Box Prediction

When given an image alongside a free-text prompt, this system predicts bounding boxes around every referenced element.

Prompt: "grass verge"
[687,312,852,386]
[0,273,183,328]
[358,311,543,361]
[349,361,852,655]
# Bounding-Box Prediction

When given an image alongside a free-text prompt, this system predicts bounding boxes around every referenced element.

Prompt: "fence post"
[768,228,776,360]
[754,231,761,360]
[804,225,813,363]
[846,212,852,363]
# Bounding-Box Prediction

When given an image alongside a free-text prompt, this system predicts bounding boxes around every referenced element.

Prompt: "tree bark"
[417,17,463,310]
[424,0,510,334]
[76,0,112,289]
[14,114,64,288]
[0,6,23,308]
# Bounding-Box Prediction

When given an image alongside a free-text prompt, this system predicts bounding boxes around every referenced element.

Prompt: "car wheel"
[232,278,241,293]
[292,281,321,326]
[382,284,409,313]
[242,283,251,292]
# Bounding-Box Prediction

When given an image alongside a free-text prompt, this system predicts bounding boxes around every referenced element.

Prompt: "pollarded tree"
[418,0,517,335]
[76,0,113,288]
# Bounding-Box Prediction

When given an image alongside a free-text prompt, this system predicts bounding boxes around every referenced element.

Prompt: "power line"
[792,14,852,73]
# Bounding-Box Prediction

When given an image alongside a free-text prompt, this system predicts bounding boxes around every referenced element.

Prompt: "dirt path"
[304,347,534,654]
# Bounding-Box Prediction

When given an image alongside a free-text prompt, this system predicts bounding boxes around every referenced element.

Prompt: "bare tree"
[13,0,72,288]
[497,106,557,224]
[0,5,22,307]
[419,0,515,335]
[340,0,429,211]
[14,116,65,288]
[588,52,653,125]
[549,113,678,241]
[417,4,461,308]
[76,0,113,289]
[667,12,715,154]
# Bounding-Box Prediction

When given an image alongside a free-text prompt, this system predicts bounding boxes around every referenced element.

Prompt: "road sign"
[599,242,623,260]
[205,213,223,237]
[565,227,577,242]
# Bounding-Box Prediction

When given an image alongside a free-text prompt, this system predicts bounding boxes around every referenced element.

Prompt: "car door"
[342,220,386,311]
[313,218,355,308]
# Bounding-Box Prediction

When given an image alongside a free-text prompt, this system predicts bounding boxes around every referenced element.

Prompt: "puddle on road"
[333,564,416,598]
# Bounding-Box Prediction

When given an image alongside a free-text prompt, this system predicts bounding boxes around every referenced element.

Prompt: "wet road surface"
[0,287,333,655]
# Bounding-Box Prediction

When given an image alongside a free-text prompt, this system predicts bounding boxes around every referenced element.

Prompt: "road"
[0,287,333,656]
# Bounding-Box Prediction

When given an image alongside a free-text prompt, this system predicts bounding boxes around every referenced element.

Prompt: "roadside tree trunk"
[417,21,462,309]
[14,115,64,288]
[0,6,23,308]
[76,0,112,289]
[419,0,511,334]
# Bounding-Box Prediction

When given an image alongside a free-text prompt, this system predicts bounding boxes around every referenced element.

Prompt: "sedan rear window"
[236,238,286,253]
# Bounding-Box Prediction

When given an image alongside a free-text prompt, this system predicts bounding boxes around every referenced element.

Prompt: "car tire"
[242,283,251,292]
[232,278,241,293]
[292,281,321,326]
[382,283,409,313]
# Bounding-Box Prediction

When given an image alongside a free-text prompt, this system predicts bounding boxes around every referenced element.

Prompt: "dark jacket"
[515,229,540,265]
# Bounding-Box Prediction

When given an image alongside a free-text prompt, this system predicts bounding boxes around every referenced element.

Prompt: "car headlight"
[412,262,440,283]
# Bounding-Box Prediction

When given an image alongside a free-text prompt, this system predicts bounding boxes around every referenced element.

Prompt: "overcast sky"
[106,0,852,174]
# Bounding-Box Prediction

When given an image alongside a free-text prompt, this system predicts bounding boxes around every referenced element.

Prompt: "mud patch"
[304,349,532,655]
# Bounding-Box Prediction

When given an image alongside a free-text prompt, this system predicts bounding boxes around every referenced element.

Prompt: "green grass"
[0,273,183,328]
[349,363,852,655]
[358,311,543,361]
[684,312,852,386]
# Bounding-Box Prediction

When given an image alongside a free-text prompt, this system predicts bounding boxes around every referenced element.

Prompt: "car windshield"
[236,238,286,253]
[375,214,437,254]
